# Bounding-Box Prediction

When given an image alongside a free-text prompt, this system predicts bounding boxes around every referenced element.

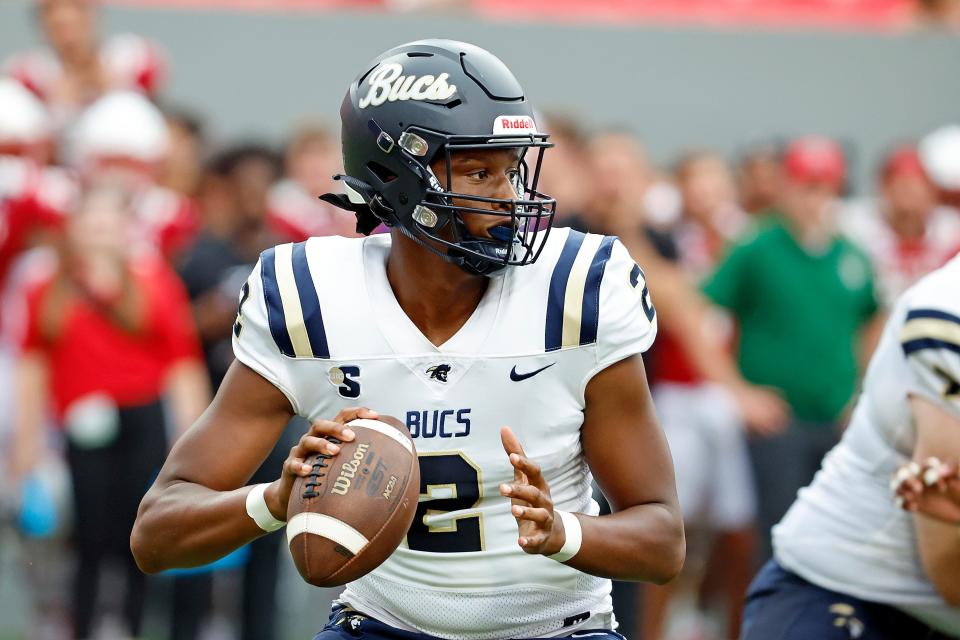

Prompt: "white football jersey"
[232,228,657,639]
[773,255,960,635]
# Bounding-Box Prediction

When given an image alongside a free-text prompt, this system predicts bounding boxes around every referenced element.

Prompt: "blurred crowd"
[1,1,960,640]
[388,0,960,32]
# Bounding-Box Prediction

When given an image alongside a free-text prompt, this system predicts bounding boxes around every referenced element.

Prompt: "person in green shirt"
[703,137,880,560]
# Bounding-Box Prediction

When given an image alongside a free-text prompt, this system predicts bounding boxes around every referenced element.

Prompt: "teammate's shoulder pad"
[896,260,960,412]
[900,260,960,358]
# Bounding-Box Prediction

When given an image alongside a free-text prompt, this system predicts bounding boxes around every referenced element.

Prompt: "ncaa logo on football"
[358,63,458,109]
[328,365,361,399]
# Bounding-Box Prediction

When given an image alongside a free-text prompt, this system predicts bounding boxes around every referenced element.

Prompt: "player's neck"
[385,231,489,347]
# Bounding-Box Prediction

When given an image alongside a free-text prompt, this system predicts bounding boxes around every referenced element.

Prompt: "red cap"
[784,136,845,186]
[880,145,927,183]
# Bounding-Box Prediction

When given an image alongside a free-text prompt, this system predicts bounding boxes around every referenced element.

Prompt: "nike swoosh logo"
[510,362,556,382]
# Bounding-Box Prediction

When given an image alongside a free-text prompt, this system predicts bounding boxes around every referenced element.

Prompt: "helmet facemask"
[405,129,556,276]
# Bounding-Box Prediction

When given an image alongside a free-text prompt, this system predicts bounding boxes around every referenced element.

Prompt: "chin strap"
[444,216,512,277]
[318,175,394,236]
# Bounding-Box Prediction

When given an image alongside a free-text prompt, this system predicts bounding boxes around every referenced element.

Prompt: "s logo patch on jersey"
[328,366,361,399]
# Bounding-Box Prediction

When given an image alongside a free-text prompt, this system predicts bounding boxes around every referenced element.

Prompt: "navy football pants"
[741,560,955,640]
[313,606,626,640]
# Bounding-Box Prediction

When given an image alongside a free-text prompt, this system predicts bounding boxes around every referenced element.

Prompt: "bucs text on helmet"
[320,39,556,277]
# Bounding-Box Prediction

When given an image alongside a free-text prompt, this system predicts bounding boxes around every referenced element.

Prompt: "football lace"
[302,436,342,499]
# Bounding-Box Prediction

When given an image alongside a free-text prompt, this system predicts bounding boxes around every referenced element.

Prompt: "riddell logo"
[500,117,532,129]
[493,115,536,136]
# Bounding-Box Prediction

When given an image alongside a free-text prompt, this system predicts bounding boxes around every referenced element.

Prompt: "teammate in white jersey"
[131,40,684,639]
[739,254,960,640]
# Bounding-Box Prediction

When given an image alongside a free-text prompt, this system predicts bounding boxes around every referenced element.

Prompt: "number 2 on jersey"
[407,452,484,553]
[629,263,656,321]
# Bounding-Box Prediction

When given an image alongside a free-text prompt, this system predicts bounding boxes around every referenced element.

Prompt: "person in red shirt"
[9,182,208,639]
[3,0,167,131]
[268,124,360,242]
[920,124,960,209]
[0,77,77,301]
[0,76,76,498]
[71,91,199,261]
[643,152,762,640]
[840,145,960,311]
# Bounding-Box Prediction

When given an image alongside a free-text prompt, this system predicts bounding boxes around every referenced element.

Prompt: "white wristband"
[245,483,286,532]
[548,510,583,563]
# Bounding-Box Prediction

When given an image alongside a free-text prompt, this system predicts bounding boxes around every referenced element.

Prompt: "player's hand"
[892,457,960,525]
[264,407,375,521]
[730,383,790,437]
[499,426,565,556]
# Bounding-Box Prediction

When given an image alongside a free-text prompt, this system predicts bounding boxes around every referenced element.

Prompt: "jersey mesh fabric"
[342,571,614,640]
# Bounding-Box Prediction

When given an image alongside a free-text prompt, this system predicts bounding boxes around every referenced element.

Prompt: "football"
[286,416,419,587]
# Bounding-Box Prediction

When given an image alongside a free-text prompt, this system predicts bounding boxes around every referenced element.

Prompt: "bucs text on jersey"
[232,227,656,639]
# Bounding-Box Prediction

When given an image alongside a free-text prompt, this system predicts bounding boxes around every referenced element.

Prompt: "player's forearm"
[914,516,960,606]
[131,480,268,574]
[563,503,685,583]
[9,355,48,481]
[909,396,960,605]
[164,360,212,441]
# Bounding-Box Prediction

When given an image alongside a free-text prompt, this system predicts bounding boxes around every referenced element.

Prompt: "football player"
[739,252,960,639]
[132,40,684,639]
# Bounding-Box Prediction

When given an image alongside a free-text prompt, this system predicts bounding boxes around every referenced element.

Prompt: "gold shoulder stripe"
[273,243,313,358]
[560,233,603,349]
[900,318,960,349]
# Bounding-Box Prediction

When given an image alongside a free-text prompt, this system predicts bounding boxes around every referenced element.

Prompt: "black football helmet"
[320,39,556,277]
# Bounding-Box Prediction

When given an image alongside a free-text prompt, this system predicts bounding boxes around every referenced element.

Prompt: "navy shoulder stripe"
[291,241,330,358]
[579,236,617,345]
[901,307,960,357]
[903,338,960,357]
[259,243,330,359]
[259,247,296,357]
[905,308,960,325]
[545,230,587,352]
